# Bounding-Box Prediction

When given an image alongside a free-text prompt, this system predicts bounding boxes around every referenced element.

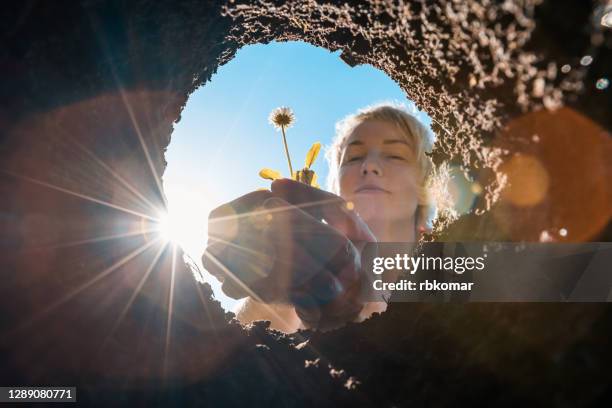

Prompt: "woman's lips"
[355,185,391,194]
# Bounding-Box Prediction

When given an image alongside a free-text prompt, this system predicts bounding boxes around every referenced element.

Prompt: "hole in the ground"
[162,40,481,332]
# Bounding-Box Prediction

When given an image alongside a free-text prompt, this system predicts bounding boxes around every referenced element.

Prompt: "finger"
[211,189,273,216]
[263,197,360,287]
[271,179,343,219]
[201,243,276,300]
[263,196,356,257]
[271,179,375,243]
[203,226,344,303]
[290,253,364,329]
[201,245,249,299]
[207,190,274,243]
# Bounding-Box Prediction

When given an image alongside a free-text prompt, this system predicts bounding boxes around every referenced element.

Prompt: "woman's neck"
[365,216,416,242]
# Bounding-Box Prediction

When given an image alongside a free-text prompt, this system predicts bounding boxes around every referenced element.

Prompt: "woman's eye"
[346,156,363,163]
[387,155,405,160]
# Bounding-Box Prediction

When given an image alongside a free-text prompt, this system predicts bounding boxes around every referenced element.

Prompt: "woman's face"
[338,120,420,224]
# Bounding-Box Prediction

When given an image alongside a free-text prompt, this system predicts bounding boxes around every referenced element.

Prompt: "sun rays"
[164,244,178,380]
[1,29,343,371]
[1,26,346,385]
[1,113,325,367]
[100,241,169,351]
[1,90,195,368]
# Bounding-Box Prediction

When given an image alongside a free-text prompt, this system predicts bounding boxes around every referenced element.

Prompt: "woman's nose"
[361,155,383,176]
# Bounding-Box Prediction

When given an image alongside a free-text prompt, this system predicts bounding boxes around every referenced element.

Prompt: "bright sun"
[154,187,212,259]
[157,213,180,244]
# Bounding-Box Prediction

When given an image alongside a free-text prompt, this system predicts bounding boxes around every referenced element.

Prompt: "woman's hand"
[202,179,376,330]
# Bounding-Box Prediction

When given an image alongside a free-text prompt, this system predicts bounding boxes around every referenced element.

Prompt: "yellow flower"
[259,142,321,188]
[304,142,321,169]
[295,142,321,187]
[295,169,318,187]
[259,168,282,181]
[262,106,320,188]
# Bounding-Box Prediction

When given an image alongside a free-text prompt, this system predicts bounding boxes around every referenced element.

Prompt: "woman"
[203,103,435,333]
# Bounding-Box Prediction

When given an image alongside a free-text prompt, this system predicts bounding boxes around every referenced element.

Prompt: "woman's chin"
[353,201,388,221]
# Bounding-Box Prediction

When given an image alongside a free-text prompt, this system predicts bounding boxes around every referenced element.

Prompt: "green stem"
[280,125,294,177]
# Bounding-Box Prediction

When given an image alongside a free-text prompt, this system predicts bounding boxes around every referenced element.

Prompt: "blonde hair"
[325,102,436,230]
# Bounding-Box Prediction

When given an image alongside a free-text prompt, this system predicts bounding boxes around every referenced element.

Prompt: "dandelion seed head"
[269,106,295,130]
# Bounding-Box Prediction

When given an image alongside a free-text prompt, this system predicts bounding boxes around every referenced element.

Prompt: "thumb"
[271,178,376,244]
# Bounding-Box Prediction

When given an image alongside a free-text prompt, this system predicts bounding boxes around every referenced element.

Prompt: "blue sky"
[162,40,432,312]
